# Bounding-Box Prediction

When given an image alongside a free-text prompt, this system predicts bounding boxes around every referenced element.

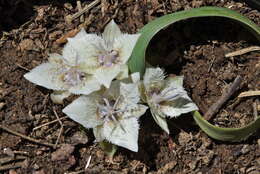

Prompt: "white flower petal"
[102,19,122,48]
[73,28,87,39]
[103,80,121,99]
[116,64,129,80]
[94,65,121,88]
[130,72,140,83]
[68,75,101,95]
[62,43,78,66]
[113,33,141,64]
[63,32,103,68]
[103,117,139,152]
[50,90,71,104]
[24,63,64,90]
[48,53,63,64]
[160,97,198,118]
[120,82,140,104]
[62,95,103,128]
[143,67,165,90]
[123,104,148,119]
[150,108,170,134]
[166,75,184,88]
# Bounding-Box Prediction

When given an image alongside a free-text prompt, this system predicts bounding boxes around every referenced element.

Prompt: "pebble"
[9,170,17,174]
[0,102,5,110]
[33,169,45,174]
[241,145,250,155]
[19,39,35,51]
[70,131,88,145]
[51,144,75,161]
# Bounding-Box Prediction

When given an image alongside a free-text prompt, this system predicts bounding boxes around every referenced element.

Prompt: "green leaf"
[128,7,260,142]
[193,111,260,142]
[128,6,260,75]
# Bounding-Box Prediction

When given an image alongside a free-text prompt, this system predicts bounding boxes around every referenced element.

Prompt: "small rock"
[70,131,88,145]
[64,3,73,10]
[35,8,45,21]
[178,132,191,145]
[19,39,35,51]
[257,157,260,166]
[0,102,5,110]
[36,150,43,156]
[21,159,29,169]
[241,145,250,154]
[188,160,198,170]
[201,150,214,165]
[257,139,260,147]
[33,169,45,174]
[3,147,14,157]
[51,144,75,161]
[33,164,40,170]
[68,156,76,166]
[9,170,17,174]
[157,161,177,174]
[49,31,63,41]
[34,39,44,50]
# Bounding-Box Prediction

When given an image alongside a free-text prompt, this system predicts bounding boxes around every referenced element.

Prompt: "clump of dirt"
[0,0,259,174]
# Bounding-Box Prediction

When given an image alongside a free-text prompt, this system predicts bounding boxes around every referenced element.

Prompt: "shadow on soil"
[146,17,258,74]
[0,0,78,32]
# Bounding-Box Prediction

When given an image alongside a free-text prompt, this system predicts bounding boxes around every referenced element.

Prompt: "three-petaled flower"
[71,20,141,88]
[142,67,198,134]
[24,40,101,96]
[63,73,148,152]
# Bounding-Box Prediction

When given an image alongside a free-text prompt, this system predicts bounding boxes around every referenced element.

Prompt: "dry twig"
[66,0,101,24]
[204,76,242,120]
[253,99,259,120]
[238,90,260,98]
[55,29,80,45]
[0,155,26,165]
[15,63,29,71]
[33,116,68,131]
[85,156,92,170]
[53,108,64,148]
[0,161,24,171]
[77,0,84,23]
[0,125,57,148]
[225,46,260,57]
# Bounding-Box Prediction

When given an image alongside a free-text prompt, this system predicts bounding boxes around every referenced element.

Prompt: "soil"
[0,0,259,174]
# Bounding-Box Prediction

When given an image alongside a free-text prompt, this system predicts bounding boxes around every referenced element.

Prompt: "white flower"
[62,73,148,152]
[24,30,101,96]
[143,67,198,134]
[70,20,141,88]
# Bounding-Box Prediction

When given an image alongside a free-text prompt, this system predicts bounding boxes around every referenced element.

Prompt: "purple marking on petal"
[63,68,86,87]
[98,50,119,67]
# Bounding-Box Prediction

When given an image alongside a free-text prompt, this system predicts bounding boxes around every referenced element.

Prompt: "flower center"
[98,96,125,122]
[98,50,119,67]
[63,67,86,87]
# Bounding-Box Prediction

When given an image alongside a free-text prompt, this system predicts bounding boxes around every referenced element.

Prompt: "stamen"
[98,50,119,67]
[98,96,127,132]
[63,68,86,86]
[113,95,121,110]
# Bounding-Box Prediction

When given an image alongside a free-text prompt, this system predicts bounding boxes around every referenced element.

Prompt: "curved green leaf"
[129,6,260,75]
[193,111,260,142]
[128,7,260,142]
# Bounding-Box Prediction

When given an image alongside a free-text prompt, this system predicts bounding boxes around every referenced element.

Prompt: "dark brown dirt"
[0,0,259,174]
